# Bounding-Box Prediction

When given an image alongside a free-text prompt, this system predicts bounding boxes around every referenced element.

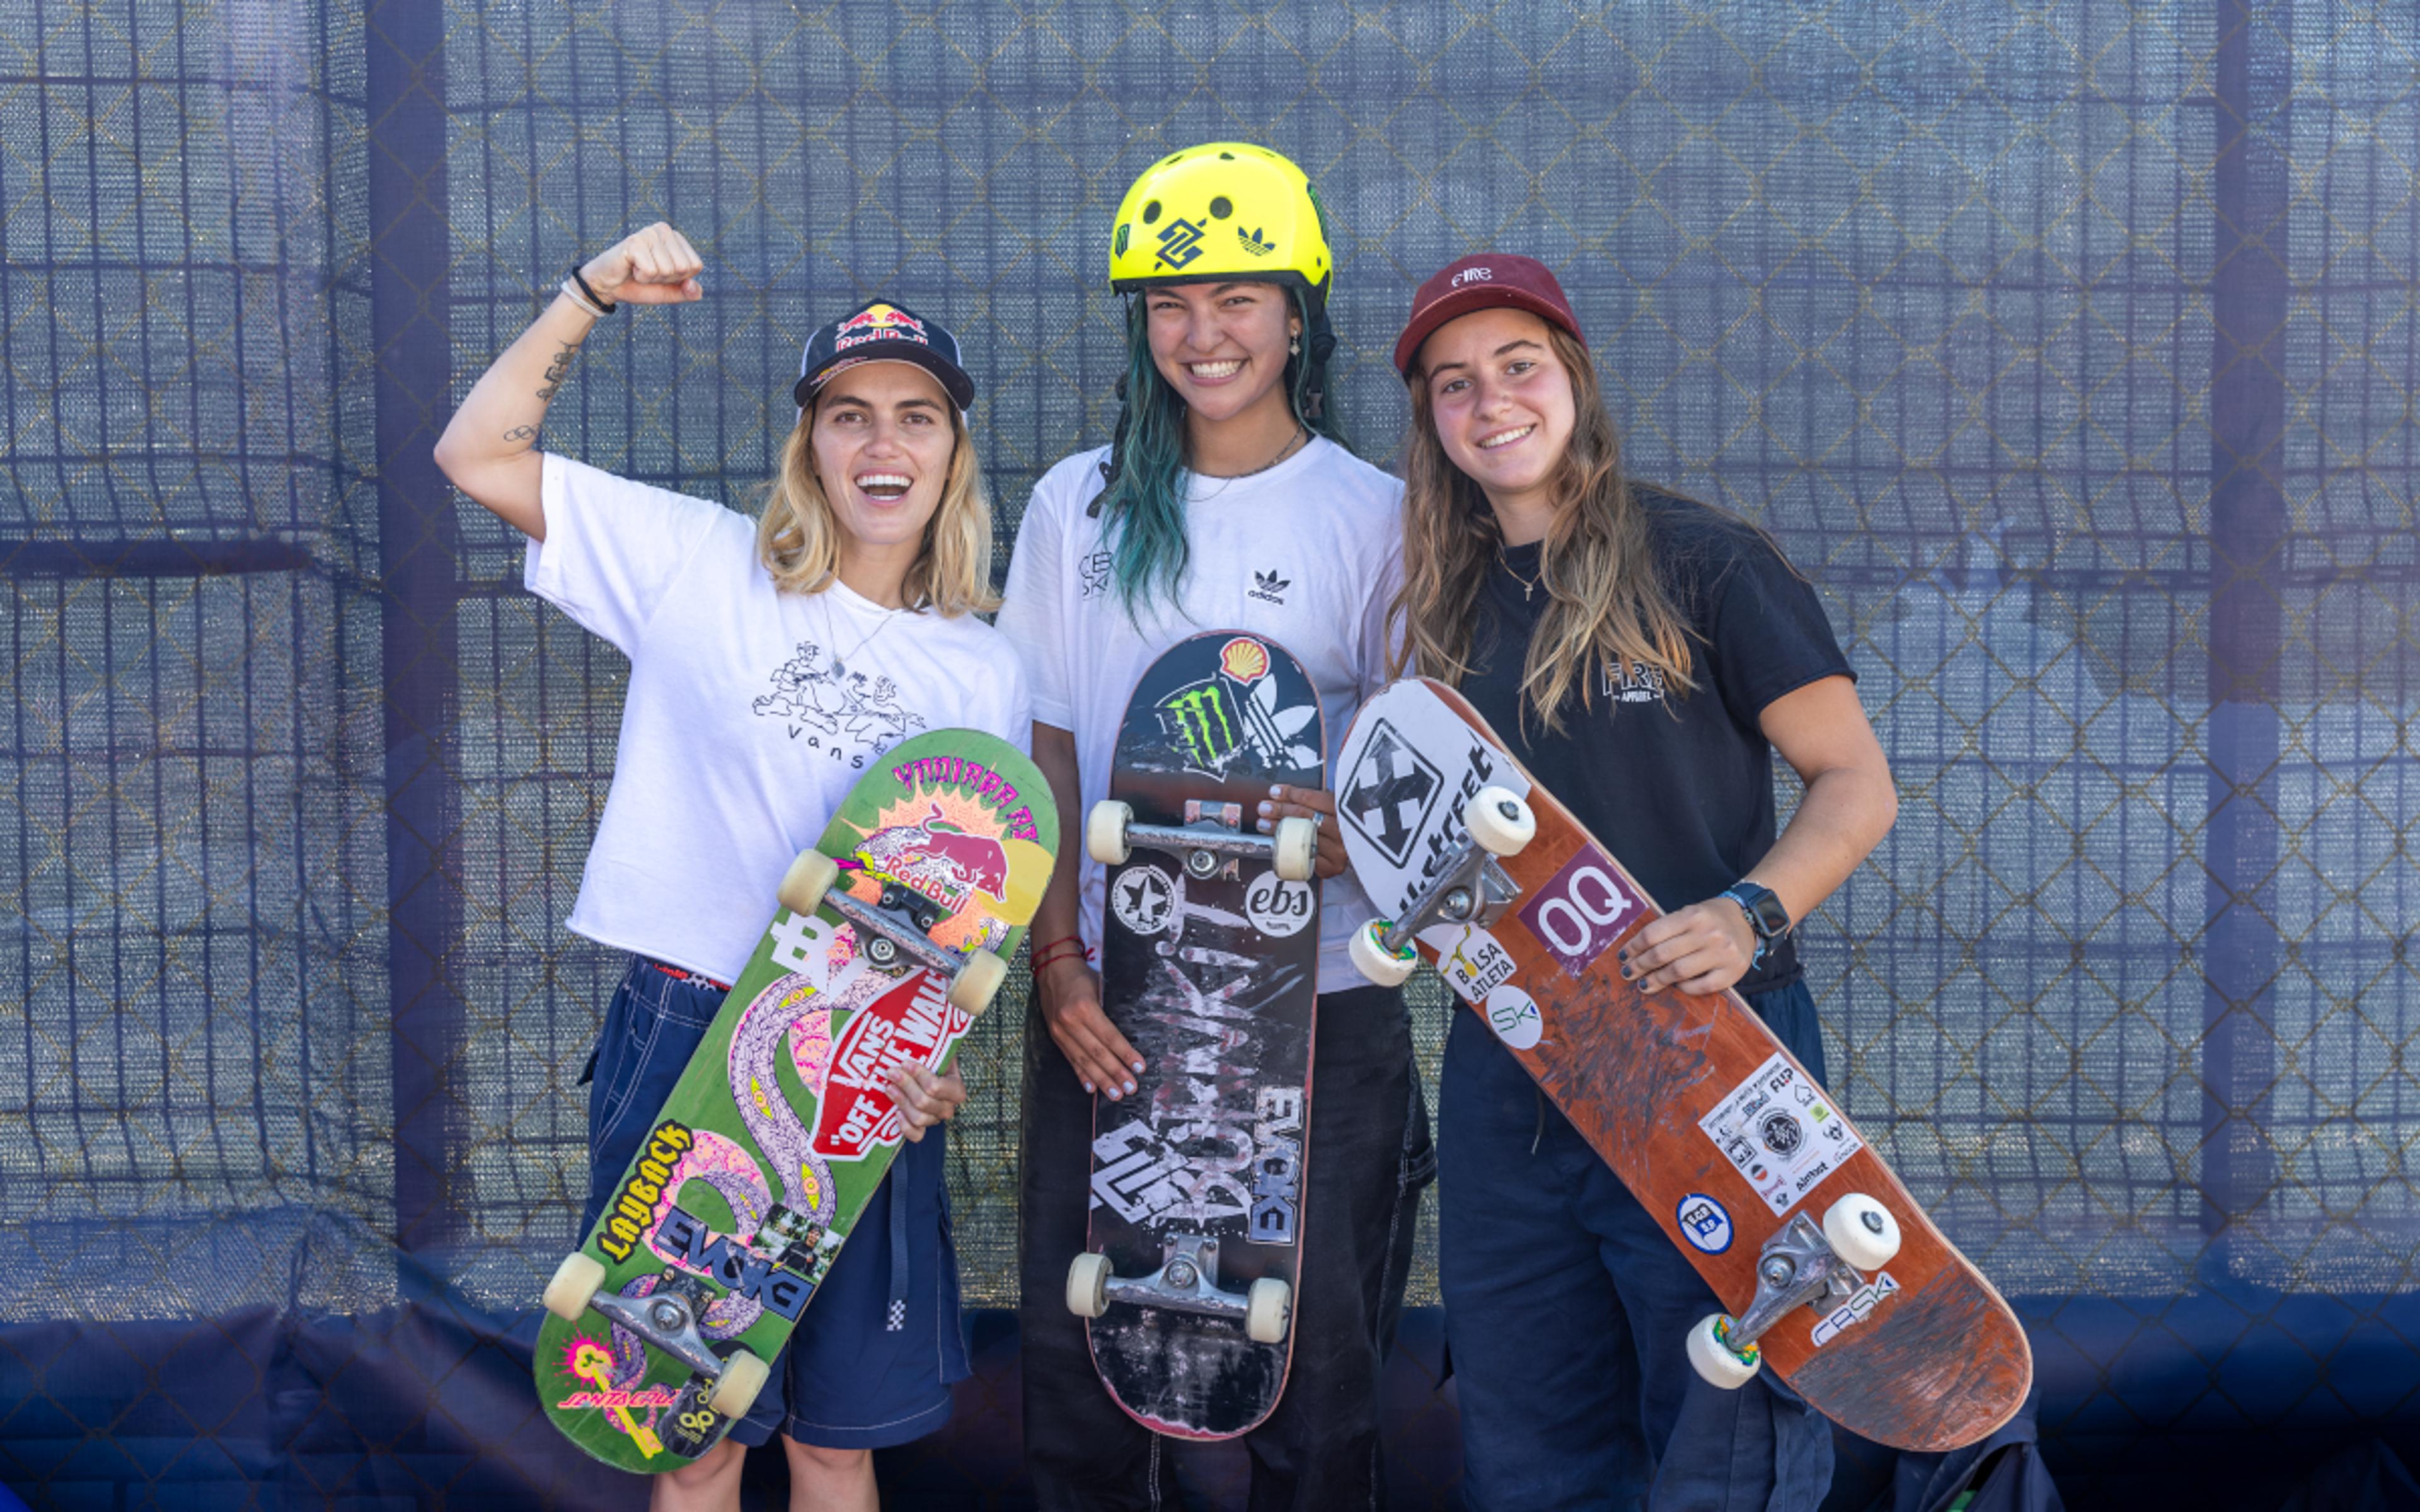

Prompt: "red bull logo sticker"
[836,302,926,335]
[812,971,972,1160]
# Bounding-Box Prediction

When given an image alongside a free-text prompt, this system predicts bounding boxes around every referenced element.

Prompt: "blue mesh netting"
[2,1,2416,1505]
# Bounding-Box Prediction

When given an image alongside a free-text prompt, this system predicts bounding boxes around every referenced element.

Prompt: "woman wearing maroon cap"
[1388,253,1898,1509]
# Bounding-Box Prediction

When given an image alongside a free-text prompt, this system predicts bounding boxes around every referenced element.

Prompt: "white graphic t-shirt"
[996,436,1402,992]
[528,452,1033,982]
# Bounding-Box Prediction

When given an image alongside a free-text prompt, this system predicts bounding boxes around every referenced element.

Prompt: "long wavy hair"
[754,397,997,615]
[1389,324,1700,733]
[1092,286,1347,616]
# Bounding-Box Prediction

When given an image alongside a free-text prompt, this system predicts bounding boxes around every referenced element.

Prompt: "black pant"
[1018,982,1436,1511]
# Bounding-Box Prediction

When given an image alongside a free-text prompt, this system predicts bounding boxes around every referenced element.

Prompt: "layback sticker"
[1697,1052,1862,1217]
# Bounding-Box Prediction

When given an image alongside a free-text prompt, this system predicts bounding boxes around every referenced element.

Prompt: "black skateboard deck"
[1067,630,1326,1440]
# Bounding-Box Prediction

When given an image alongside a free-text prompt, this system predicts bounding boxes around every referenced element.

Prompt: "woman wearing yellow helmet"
[997,144,1433,1504]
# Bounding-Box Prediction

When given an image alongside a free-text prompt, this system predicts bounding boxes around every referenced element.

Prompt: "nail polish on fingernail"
[1617,949,1628,962]
[1269,784,1283,797]
[1131,1060,1144,1073]
[1082,1082,1095,1094]
[1123,1080,1137,1095]
[1620,966,1632,979]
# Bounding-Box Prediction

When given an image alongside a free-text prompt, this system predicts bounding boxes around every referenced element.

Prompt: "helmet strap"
[1092,370,1131,515]
[1301,318,1339,423]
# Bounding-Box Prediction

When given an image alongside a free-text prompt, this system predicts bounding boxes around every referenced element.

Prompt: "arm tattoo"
[502,424,539,444]
[534,340,579,401]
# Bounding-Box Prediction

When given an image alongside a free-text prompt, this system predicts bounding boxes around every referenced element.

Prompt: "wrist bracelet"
[1032,944,1088,971]
[569,265,618,312]
[557,278,610,319]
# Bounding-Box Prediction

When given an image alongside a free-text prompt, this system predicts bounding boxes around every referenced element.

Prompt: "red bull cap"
[796,296,974,411]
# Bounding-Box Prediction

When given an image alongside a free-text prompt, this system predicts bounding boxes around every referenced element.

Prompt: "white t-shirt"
[527,453,1033,983]
[996,436,1402,992]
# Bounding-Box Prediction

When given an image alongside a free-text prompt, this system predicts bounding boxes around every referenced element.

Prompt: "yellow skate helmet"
[1108,142,1335,318]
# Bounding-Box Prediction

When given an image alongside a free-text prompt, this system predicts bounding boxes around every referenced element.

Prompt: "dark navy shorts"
[579,954,970,1450]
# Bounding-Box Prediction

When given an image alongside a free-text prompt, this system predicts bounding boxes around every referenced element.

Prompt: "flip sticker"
[1697,1053,1862,1217]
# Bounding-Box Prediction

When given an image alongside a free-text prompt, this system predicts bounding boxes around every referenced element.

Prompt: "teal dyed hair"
[1092,287,1351,617]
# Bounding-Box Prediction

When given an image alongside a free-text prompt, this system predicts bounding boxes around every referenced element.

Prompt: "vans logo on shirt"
[1249,570,1291,605]
[1603,660,1669,706]
[752,639,928,767]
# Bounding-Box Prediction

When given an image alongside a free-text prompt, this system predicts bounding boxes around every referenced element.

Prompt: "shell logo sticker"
[1220,637,1270,682]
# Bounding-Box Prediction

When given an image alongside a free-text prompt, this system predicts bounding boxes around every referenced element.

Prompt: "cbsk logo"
[1810,1271,1901,1347]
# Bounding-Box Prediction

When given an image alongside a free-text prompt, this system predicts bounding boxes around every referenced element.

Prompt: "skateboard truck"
[544,1255,776,1422]
[1088,799,1320,884]
[775,850,1010,1013]
[1066,1234,1294,1344]
[1687,1194,1904,1389]
[1350,786,1535,987]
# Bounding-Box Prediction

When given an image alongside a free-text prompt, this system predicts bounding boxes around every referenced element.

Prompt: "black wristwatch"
[1719,882,1792,968]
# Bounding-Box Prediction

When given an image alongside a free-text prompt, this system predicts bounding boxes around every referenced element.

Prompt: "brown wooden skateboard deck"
[1063,630,1327,1439]
[1334,676,2031,1453]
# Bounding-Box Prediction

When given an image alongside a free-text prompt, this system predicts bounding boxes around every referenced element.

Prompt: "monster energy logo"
[1156,217,1206,270]
[1159,681,1242,771]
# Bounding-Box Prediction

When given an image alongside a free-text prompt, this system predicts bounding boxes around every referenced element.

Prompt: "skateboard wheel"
[1823,1193,1902,1271]
[778,849,840,918]
[1087,801,1134,866]
[948,948,1008,1014]
[1350,919,1419,988]
[1686,1314,1761,1389]
[1464,787,1535,856]
[1245,1276,1292,1344]
[1066,1252,1112,1319]
[542,1251,607,1322]
[708,1350,771,1419]
[1272,816,1319,882]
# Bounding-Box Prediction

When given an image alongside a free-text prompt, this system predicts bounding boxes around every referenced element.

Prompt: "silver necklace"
[822,585,906,677]
[1196,423,1307,495]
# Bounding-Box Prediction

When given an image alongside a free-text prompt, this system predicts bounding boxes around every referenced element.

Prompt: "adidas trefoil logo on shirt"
[1250,570,1290,605]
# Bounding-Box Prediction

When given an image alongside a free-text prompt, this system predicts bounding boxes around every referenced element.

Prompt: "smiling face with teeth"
[806,360,960,602]
[1142,280,1305,474]
[1416,307,1580,544]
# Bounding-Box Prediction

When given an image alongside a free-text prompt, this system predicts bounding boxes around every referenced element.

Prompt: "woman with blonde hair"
[435,223,1027,1512]
[1390,253,1898,1509]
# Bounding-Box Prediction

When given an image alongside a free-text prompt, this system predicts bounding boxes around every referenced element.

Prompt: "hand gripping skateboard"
[1334,677,2031,1453]
[534,728,1056,1472]
[1062,631,1326,1439]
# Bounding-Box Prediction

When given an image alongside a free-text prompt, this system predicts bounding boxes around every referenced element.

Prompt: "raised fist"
[577,222,705,305]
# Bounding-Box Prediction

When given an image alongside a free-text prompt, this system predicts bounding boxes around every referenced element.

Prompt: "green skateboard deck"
[534,728,1057,1472]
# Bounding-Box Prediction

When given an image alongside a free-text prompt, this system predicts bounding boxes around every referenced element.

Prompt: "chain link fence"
[3,0,2415,1504]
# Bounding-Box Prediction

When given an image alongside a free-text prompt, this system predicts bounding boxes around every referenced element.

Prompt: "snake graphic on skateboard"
[534,728,1056,1472]
[1062,631,1326,1439]
[1334,677,2031,1453]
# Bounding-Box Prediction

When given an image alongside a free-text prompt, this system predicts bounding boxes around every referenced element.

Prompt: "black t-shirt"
[1459,489,1853,994]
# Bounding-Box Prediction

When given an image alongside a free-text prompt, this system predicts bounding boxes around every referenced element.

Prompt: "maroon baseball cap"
[1393,253,1587,377]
